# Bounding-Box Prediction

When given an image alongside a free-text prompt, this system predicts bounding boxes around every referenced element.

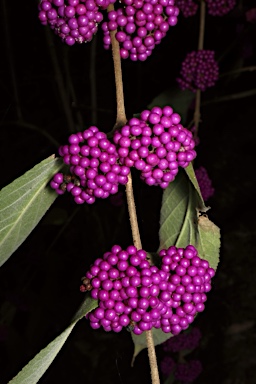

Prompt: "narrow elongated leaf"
[132,168,220,358]
[0,155,63,267]
[8,297,97,384]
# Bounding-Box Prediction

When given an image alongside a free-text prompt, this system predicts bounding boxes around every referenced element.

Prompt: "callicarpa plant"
[0,0,224,383]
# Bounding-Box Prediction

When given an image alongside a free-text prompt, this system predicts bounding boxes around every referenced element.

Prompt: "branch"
[193,0,206,139]
[107,5,160,383]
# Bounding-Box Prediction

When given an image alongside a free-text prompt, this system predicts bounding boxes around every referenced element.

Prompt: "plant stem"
[193,0,206,139]
[44,27,75,133]
[107,4,127,134]
[0,121,60,148]
[202,88,256,105]
[126,174,142,249]
[90,35,98,125]
[219,65,256,78]
[108,5,160,384]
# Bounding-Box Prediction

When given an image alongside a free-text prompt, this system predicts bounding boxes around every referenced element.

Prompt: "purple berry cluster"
[158,244,215,334]
[195,166,214,202]
[101,0,179,61]
[246,8,256,23]
[205,0,236,16]
[175,359,203,383]
[80,244,215,335]
[177,50,219,92]
[50,126,130,204]
[175,0,198,18]
[162,326,202,352]
[160,355,176,377]
[38,0,113,46]
[113,106,196,188]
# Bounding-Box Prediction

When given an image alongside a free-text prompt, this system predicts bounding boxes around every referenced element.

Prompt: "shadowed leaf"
[147,86,195,123]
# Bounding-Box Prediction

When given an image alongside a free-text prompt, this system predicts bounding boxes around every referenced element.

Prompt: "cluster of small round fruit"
[50,106,196,203]
[101,0,179,61]
[38,0,179,59]
[113,106,196,188]
[177,50,219,92]
[80,244,215,335]
[195,166,215,202]
[174,0,198,18]
[50,126,130,204]
[38,0,113,45]
[175,0,236,18]
[205,0,236,16]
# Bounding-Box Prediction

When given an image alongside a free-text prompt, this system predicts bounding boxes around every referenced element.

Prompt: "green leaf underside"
[0,155,63,267]
[184,163,205,210]
[8,297,98,384]
[196,213,220,271]
[132,168,220,359]
[158,169,200,250]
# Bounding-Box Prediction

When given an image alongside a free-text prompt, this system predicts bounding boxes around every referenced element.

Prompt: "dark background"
[0,1,256,383]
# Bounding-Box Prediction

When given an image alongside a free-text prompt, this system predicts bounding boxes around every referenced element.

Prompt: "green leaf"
[164,373,175,384]
[8,297,98,384]
[158,169,200,250]
[0,155,63,267]
[132,168,220,359]
[184,163,205,210]
[159,167,220,267]
[147,86,195,123]
[196,213,220,271]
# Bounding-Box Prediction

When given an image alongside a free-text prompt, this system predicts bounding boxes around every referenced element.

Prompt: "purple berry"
[177,50,219,92]
[205,0,236,16]
[195,166,215,201]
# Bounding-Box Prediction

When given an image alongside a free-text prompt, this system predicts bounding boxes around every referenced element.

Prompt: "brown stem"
[108,6,160,384]
[193,0,206,139]
[107,4,127,135]
[198,0,206,51]
[219,65,256,78]
[125,174,142,250]
[146,331,161,384]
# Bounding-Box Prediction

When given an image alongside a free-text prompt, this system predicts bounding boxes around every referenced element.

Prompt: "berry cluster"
[177,50,219,92]
[101,0,179,61]
[113,106,196,188]
[160,355,176,377]
[245,8,256,23]
[195,166,214,202]
[175,0,198,18]
[162,326,202,352]
[160,327,203,380]
[205,0,236,16]
[50,126,130,204]
[175,359,203,382]
[80,244,215,335]
[38,0,112,45]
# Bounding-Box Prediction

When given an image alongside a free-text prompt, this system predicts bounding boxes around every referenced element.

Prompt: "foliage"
[1,0,255,383]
